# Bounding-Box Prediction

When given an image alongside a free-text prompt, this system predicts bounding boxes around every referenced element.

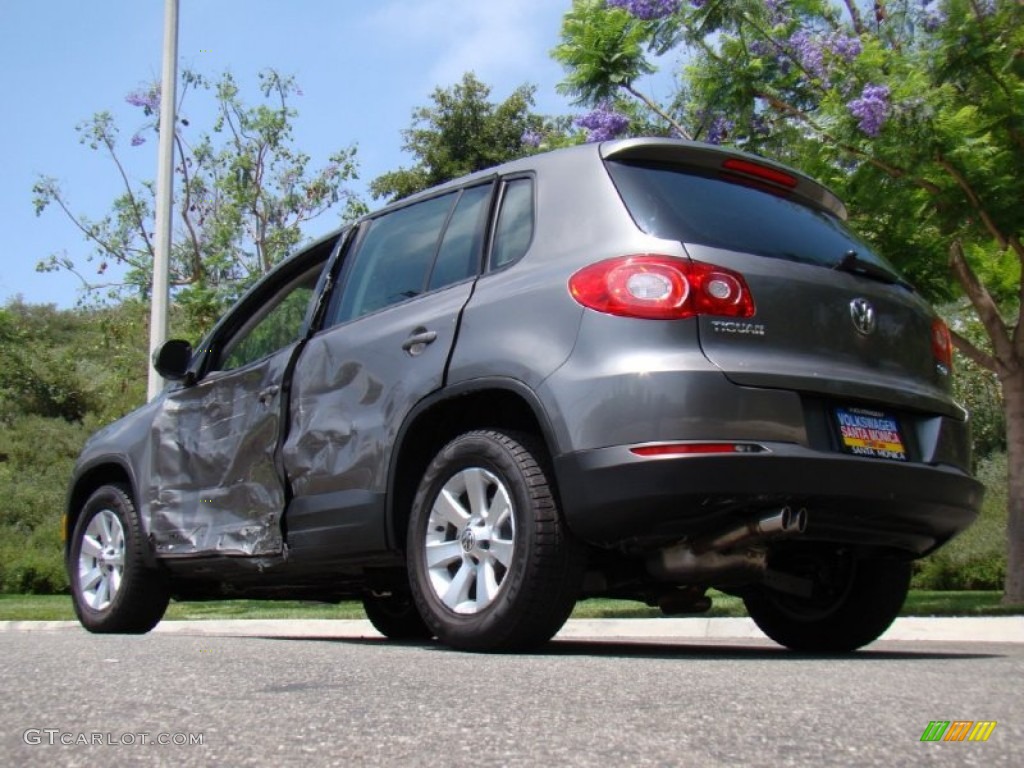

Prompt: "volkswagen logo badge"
[459,528,476,553]
[850,298,876,335]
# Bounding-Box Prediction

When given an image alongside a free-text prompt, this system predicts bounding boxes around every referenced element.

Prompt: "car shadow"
[253,634,1005,661]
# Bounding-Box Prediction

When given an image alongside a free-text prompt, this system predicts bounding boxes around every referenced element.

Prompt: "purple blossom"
[705,115,735,145]
[763,0,789,25]
[847,84,890,137]
[785,29,861,84]
[606,0,681,21]
[576,102,631,142]
[126,85,161,115]
[829,34,862,62]
[130,133,146,147]
[920,1,946,31]
[521,129,543,148]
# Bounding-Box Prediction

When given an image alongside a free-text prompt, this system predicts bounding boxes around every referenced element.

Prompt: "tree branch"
[936,154,1009,250]
[842,0,866,34]
[173,132,205,285]
[102,136,155,259]
[950,328,999,373]
[948,240,1016,378]
[760,93,945,196]
[623,84,692,139]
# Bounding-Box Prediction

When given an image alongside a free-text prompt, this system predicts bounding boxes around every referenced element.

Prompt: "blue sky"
[0,0,678,308]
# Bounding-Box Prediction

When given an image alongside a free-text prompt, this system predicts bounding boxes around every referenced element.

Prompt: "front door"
[146,247,332,557]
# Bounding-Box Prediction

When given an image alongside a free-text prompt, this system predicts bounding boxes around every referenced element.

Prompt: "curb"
[1,616,1020,643]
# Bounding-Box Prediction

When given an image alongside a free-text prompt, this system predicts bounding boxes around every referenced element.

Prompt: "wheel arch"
[385,378,560,553]
[65,458,144,558]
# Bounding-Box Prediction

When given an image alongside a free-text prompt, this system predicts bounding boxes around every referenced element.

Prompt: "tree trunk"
[1003,368,1024,604]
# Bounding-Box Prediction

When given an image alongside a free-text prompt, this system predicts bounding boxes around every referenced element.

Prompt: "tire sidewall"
[68,484,166,633]
[407,432,541,646]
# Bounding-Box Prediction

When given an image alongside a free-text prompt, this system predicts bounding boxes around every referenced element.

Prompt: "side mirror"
[152,339,193,381]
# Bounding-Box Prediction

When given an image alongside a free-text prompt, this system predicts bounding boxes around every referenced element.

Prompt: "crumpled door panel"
[146,344,296,556]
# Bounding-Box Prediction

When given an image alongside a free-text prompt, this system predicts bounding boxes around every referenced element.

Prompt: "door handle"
[258,385,280,405]
[401,329,438,355]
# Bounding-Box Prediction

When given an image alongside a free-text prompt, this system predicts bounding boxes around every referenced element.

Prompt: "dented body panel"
[146,341,297,556]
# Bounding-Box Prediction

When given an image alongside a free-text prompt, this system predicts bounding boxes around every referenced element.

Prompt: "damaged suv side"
[65,138,983,652]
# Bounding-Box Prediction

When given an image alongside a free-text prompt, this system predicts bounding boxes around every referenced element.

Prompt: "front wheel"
[68,484,170,634]
[407,430,583,652]
[743,547,911,652]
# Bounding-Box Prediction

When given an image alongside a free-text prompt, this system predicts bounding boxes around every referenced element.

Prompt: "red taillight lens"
[569,255,755,320]
[721,158,798,189]
[932,317,953,372]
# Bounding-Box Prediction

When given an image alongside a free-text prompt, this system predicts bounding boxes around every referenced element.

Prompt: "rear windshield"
[606,160,901,277]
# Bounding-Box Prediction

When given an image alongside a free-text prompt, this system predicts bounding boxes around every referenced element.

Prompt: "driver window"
[218,267,320,372]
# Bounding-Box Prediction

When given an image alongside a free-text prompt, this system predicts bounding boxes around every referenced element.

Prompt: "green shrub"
[912,452,1008,590]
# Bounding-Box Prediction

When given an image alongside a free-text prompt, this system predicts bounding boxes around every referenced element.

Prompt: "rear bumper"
[554,443,984,556]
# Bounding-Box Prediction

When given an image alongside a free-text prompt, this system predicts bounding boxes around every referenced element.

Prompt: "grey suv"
[66,138,983,652]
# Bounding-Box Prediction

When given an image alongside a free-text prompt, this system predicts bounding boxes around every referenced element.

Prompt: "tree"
[555,0,1024,604]
[33,69,365,333]
[370,72,573,202]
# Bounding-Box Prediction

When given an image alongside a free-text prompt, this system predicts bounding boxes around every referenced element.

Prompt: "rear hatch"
[602,141,958,429]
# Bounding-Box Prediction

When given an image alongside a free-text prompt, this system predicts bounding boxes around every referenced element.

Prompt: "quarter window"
[490,178,534,269]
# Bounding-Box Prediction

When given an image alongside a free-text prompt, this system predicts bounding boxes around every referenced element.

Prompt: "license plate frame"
[834,406,907,462]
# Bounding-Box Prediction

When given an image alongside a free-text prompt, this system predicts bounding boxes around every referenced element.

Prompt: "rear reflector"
[569,255,755,320]
[630,443,766,457]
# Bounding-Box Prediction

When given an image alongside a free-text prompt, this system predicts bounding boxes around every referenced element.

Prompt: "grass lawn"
[1,590,1020,622]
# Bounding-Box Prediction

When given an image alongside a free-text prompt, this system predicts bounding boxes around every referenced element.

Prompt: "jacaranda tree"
[34,69,365,333]
[555,0,1024,603]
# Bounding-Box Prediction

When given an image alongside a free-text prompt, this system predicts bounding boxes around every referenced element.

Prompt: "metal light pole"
[147,0,180,400]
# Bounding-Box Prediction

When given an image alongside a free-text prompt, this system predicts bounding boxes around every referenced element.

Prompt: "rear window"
[606,161,899,275]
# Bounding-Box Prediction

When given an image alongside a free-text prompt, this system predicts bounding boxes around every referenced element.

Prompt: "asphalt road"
[1,627,1020,767]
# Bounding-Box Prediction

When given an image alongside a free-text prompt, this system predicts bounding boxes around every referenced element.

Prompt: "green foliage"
[0,414,93,594]
[913,452,1008,590]
[370,73,568,202]
[0,300,155,594]
[34,68,365,335]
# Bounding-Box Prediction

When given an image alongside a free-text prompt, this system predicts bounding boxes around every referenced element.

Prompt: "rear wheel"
[362,592,433,640]
[68,484,170,634]
[407,430,583,652]
[744,546,911,652]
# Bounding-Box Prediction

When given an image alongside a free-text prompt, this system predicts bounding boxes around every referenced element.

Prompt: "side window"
[428,184,492,291]
[334,193,456,324]
[219,268,320,372]
[490,178,534,270]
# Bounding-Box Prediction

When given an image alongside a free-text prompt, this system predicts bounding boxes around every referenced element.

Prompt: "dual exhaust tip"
[647,506,808,584]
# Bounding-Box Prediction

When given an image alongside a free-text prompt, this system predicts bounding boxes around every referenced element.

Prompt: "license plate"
[834,407,907,461]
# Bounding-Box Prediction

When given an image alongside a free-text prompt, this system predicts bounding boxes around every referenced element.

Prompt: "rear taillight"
[721,157,798,189]
[932,317,953,373]
[569,255,755,320]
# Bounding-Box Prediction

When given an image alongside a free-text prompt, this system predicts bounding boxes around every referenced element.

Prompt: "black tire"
[743,547,911,653]
[407,430,584,652]
[363,592,433,640]
[68,484,170,634]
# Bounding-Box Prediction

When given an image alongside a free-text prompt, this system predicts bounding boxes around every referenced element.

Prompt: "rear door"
[281,183,494,558]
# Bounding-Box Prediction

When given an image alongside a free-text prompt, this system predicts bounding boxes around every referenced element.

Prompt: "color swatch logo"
[920,721,997,742]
